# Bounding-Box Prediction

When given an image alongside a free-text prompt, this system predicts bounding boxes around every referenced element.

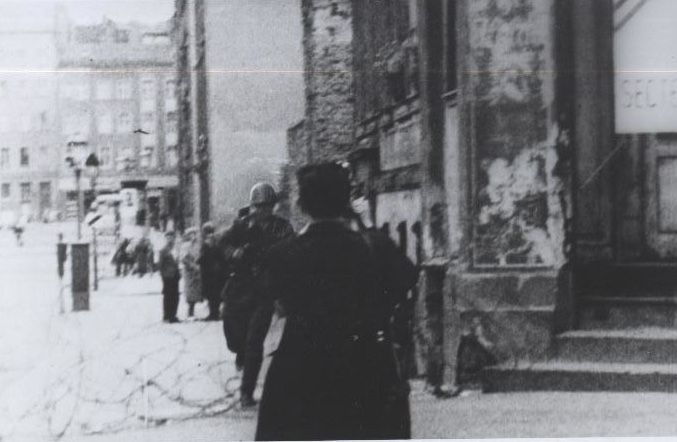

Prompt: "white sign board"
[615,0,677,133]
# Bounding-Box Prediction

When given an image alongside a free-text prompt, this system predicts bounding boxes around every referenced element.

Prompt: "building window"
[0,148,8,169]
[99,146,112,169]
[140,78,155,100]
[63,114,89,135]
[117,112,133,133]
[116,79,132,99]
[141,112,155,132]
[140,146,154,169]
[20,147,29,167]
[166,145,178,168]
[115,29,130,43]
[165,79,176,99]
[97,113,113,134]
[165,111,177,133]
[96,80,113,100]
[1,183,9,199]
[20,183,30,203]
[39,146,48,169]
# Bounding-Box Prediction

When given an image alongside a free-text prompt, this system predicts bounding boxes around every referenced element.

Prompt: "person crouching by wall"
[159,231,181,324]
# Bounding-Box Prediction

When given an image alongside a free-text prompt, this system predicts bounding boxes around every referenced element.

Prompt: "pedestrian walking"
[181,227,203,318]
[112,238,132,276]
[199,222,224,321]
[159,231,181,323]
[255,163,418,441]
[13,214,27,246]
[134,236,153,277]
[219,182,293,407]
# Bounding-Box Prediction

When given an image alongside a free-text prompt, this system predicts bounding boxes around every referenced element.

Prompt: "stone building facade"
[290,0,677,390]
[55,13,179,224]
[0,25,61,221]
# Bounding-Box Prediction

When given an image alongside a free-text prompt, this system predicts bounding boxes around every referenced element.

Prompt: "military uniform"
[220,212,294,381]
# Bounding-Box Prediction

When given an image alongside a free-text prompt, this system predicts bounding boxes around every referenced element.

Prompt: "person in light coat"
[181,227,203,318]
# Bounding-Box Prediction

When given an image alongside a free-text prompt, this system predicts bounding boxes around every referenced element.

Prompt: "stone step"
[483,361,677,393]
[578,303,677,329]
[555,329,677,363]
[578,262,677,298]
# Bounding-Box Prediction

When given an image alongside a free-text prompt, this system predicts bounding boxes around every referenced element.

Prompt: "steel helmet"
[249,182,277,206]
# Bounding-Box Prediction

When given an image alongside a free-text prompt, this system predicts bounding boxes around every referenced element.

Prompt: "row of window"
[0,112,50,133]
[0,144,179,172]
[1,182,33,203]
[63,111,177,135]
[0,147,43,170]
[61,77,176,102]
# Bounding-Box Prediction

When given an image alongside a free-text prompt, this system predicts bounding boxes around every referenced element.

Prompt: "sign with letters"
[615,0,677,133]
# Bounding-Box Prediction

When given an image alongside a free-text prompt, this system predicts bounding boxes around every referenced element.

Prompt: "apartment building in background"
[54,11,179,225]
[0,22,61,221]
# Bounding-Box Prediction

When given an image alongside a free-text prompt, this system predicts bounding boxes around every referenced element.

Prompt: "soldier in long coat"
[220,183,294,407]
[255,163,418,441]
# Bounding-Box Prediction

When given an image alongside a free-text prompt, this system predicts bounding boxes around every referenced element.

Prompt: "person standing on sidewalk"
[181,227,203,318]
[219,183,293,407]
[199,222,223,321]
[255,163,417,441]
[159,231,181,323]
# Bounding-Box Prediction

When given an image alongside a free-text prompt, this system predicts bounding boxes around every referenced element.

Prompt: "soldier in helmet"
[219,182,294,407]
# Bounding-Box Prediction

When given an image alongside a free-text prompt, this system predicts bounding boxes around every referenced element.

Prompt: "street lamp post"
[65,134,93,311]
[85,153,100,291]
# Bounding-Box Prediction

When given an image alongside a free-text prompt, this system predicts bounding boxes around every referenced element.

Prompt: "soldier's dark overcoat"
[255,221,418,441]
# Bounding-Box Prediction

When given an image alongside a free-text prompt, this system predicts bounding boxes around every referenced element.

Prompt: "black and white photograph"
[2,0,677,440]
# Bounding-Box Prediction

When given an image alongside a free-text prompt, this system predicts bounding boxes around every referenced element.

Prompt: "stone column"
[453,0,576,366]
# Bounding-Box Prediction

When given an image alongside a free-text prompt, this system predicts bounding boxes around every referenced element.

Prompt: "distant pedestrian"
[199,222,223,321]
[159,231,181,323]
[255,163,417,441]
[134,236,153,277]
[219,183,293,408]
[181,227,203,318]
[13,214,27,246]
[57,233,67,279]
[112,238,132,276]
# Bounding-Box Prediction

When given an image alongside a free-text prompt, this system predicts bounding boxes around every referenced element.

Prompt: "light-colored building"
[0,24,61,222]
[55,13,179,227]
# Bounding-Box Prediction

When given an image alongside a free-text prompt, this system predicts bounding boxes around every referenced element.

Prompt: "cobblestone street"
[2,222,677,441]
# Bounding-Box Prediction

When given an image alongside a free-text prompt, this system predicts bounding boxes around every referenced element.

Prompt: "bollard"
[71,242,90,311]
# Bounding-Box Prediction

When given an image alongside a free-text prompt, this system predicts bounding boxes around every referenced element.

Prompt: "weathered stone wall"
[455,0,574,366]
[282,120,309,231]
[468,0,568,268]
[302,0,355,163]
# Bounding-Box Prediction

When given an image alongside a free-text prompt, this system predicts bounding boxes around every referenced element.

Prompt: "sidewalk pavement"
[6,271,677,441]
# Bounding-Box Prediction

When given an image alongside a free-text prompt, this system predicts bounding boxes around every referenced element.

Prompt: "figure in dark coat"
[255,163,418,441]
[220,183,294,407]
[159,231,181,323]
[199,222,224,321]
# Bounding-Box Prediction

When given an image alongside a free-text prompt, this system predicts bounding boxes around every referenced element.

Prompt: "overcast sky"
[0,0,175,27]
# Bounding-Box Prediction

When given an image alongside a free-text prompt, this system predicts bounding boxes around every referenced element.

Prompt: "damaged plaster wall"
[455,0,573,366]
[468,0,568,268]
